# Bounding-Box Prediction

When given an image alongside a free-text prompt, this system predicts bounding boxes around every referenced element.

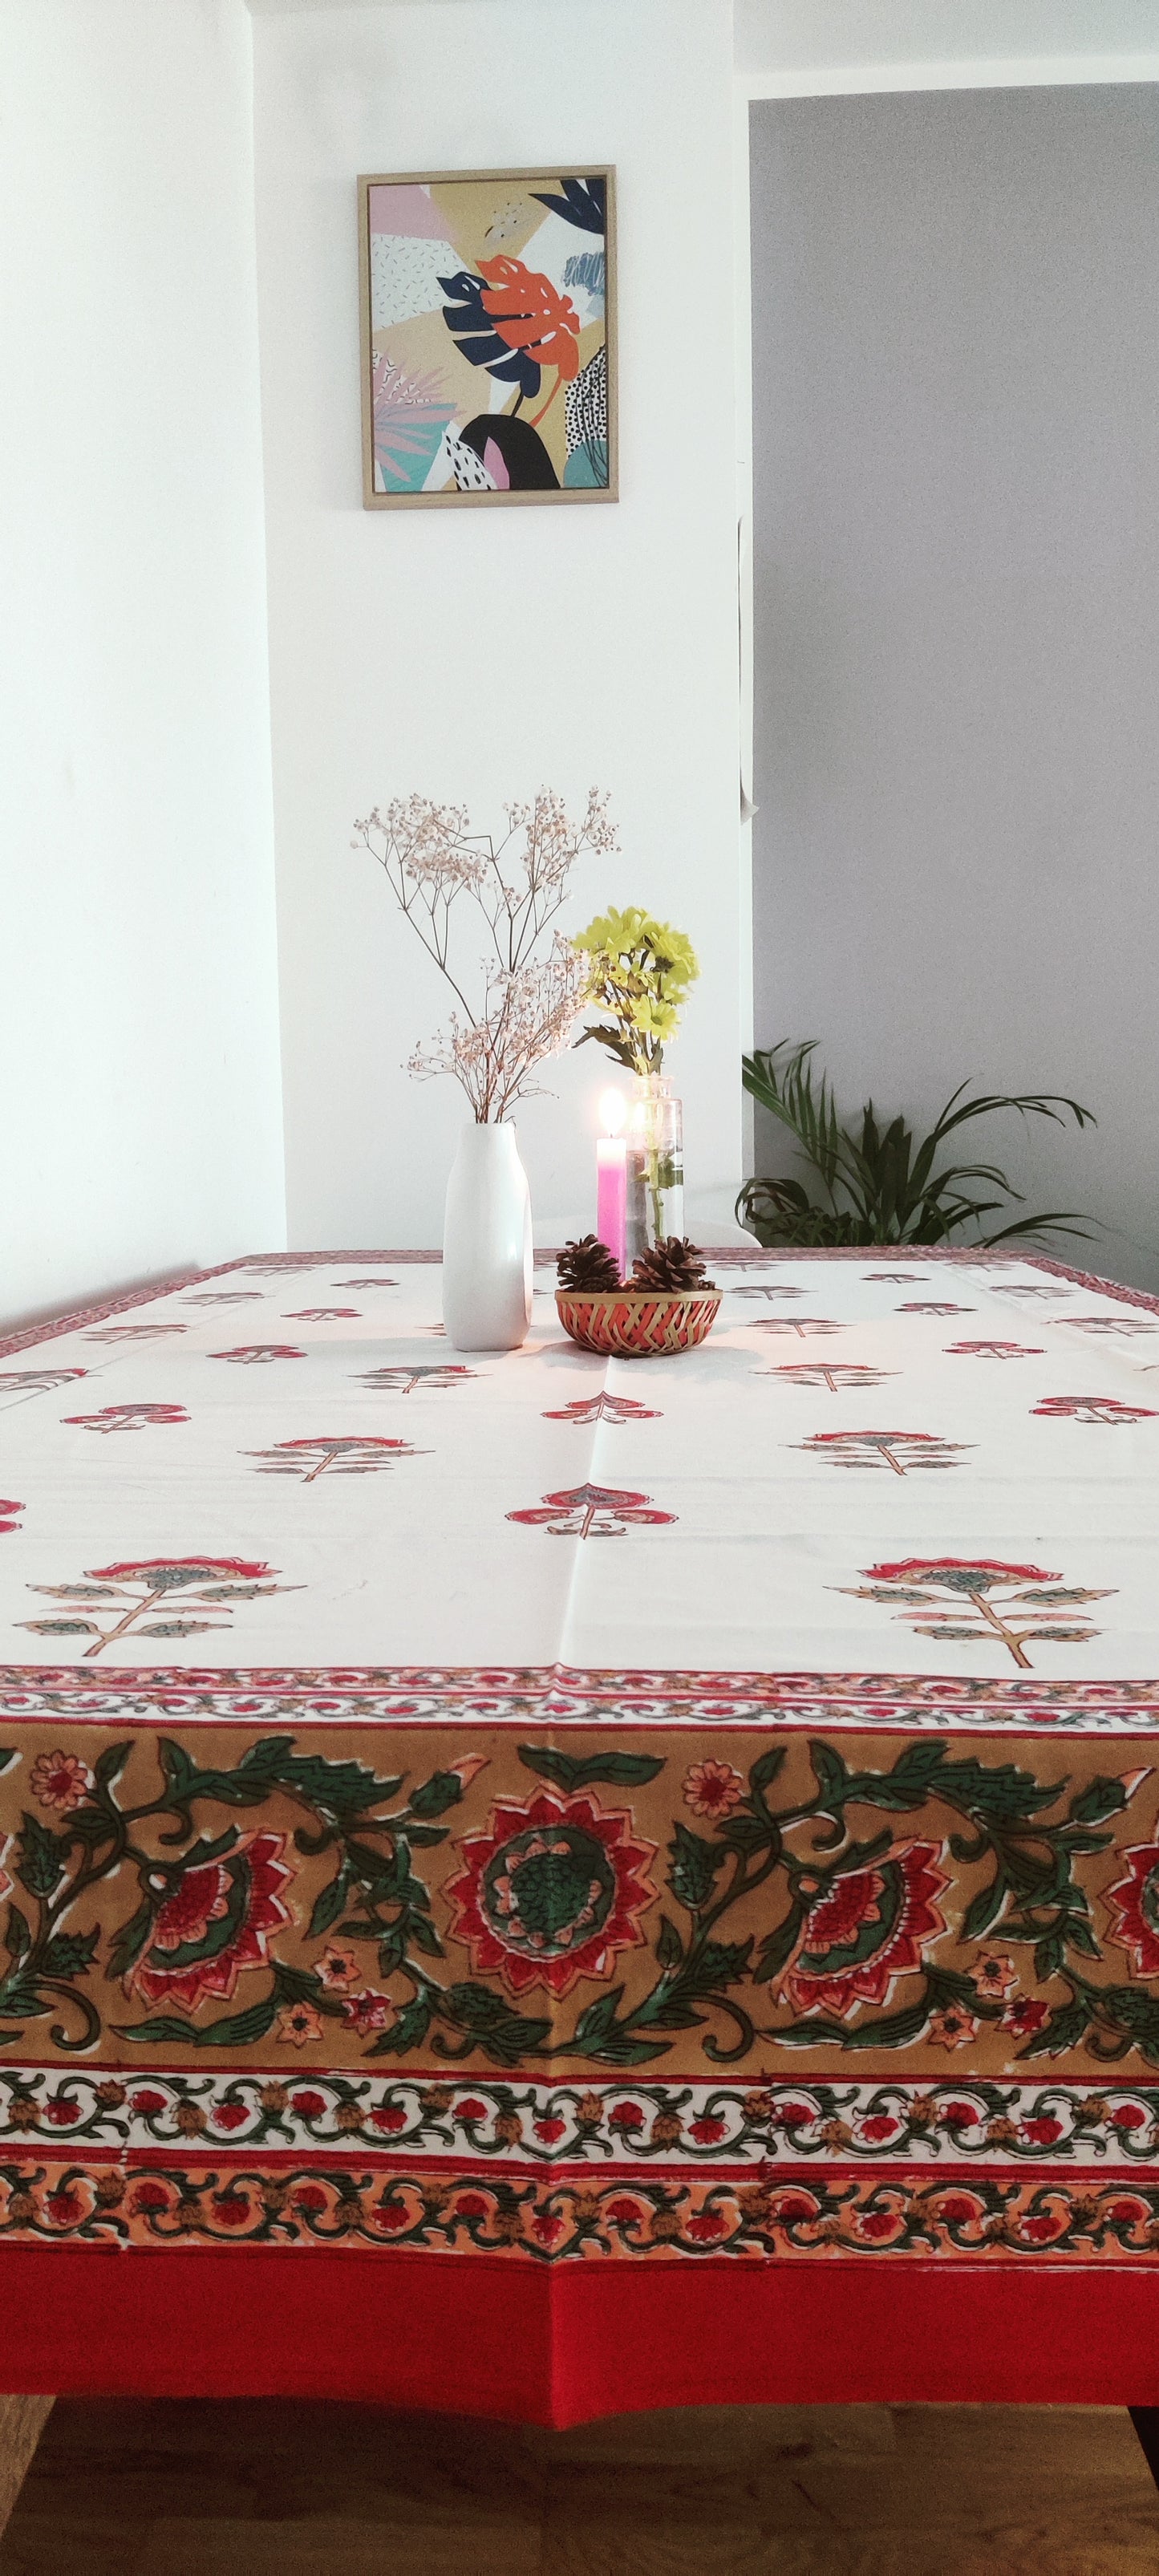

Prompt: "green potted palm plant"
[736,1041,1095,1248]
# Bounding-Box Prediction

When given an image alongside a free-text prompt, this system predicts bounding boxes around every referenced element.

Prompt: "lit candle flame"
[600,1089,627,1138]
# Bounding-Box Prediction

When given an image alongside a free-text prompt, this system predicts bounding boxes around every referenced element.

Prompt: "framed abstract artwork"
[358,167,616,507]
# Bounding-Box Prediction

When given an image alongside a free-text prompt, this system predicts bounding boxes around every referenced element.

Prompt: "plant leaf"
[517,1745,665,1791]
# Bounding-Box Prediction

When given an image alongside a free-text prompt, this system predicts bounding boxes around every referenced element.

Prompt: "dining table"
[2,1239,1159,2427]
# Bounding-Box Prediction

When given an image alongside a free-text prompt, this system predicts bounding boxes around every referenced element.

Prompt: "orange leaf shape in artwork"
[477,258,581,380]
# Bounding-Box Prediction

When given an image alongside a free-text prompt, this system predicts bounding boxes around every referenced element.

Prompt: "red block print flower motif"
[948,1341,1044,1359]
[1019,2209,1068,2245]
[19,1556,294,1659]
[938,2100,979,2131]
[734,1285,804,1301]
[543,1393,661,1426]
[685,2208,730,2243]
[45,2185,86,2227]
[84,1324,188,1343]
[1064,1314,1157,1337]
[359,1365,476,1394]
[186,1292,265,1304]
[249,1258,322,1274]
[29,1751,94,1814]
[212,2190,253,2230]
[0,1368,87,1394]
[445,1789,658,1998]
[1108,2102,1150,2132]
[210,1345,306,1363]
[283,1308,361,1320]
[94,1556,269,1580]
[336,1278,399,1290]
[771,2190,818,2226]
[778,1842,949,2020]
[1104,1846,1159,1980]
[507,1484,675,1539]
[799,1430,970,1475]
[63,1404,188,1432]
[936,2193,982,2229]
[342,1990,395,2037]
[1032,1396,1157,1426]
[857,2207,905,2243]
[858,2113,902,2144]
[248,1436,425,1482]
[764,1363,894,1395]
[1003,1997,1050,2038]
[836,1557,1115,1670]
[753,1318,842,1339]
[42,2096,82,2128]
[126,1830,292,2013]
[132,2179,172,2215]
[212,2101,249,2132]
[897,1302,973,1315]
[0,1500,22,1537]
[683,1760,744,1819]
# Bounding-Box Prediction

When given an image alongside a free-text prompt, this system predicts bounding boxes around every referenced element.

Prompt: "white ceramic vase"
[442,1121,533,1351]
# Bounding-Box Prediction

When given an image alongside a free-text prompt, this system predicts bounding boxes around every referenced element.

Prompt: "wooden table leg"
[0,2398,53,2542]
[1129,2408,1159,2493]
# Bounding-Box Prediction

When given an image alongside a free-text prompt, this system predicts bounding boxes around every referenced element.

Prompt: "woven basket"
[555,1287,721,1358]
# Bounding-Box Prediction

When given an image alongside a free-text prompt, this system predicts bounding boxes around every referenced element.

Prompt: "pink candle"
[596,1094,627,1279]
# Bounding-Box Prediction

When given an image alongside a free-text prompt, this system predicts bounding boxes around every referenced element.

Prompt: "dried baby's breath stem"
[353,789,618,1121]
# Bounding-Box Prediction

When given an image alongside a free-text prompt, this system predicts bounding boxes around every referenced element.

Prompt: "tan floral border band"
[6,2158,1159,2262]
[5,1720,1159,2083]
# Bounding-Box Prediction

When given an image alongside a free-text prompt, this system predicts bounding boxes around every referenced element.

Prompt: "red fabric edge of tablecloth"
[3,2252,1159,2425]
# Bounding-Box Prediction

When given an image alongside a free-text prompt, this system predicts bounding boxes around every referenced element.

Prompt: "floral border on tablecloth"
[2,1666,1157,1734]
[6,2156,1159,2261]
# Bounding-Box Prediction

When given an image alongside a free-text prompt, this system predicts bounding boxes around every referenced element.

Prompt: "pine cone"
[629,1236,715,1293]
[557,1235,622,1292]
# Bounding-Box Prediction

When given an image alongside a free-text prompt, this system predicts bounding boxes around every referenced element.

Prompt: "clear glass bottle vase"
[625,1074,683,1265]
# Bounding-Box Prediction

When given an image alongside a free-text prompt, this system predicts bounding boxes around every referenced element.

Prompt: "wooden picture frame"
[358,167,617,507]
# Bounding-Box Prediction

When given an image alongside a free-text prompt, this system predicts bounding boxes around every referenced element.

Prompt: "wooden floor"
[2,2398,1159,2573]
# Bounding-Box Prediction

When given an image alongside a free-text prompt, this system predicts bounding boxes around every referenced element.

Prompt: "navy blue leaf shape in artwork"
[438,270,541,399]
[530,176,606,235]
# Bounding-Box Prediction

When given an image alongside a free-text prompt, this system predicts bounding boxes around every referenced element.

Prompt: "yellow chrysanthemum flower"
[572,907,699,1075]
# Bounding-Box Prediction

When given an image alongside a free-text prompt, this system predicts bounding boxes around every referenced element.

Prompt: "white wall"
[736,0,1159,85]
[0,0,286,1329]
[252,0,742,1249]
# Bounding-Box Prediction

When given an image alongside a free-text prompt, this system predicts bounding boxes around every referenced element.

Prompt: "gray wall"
[749,86,1159,1287]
